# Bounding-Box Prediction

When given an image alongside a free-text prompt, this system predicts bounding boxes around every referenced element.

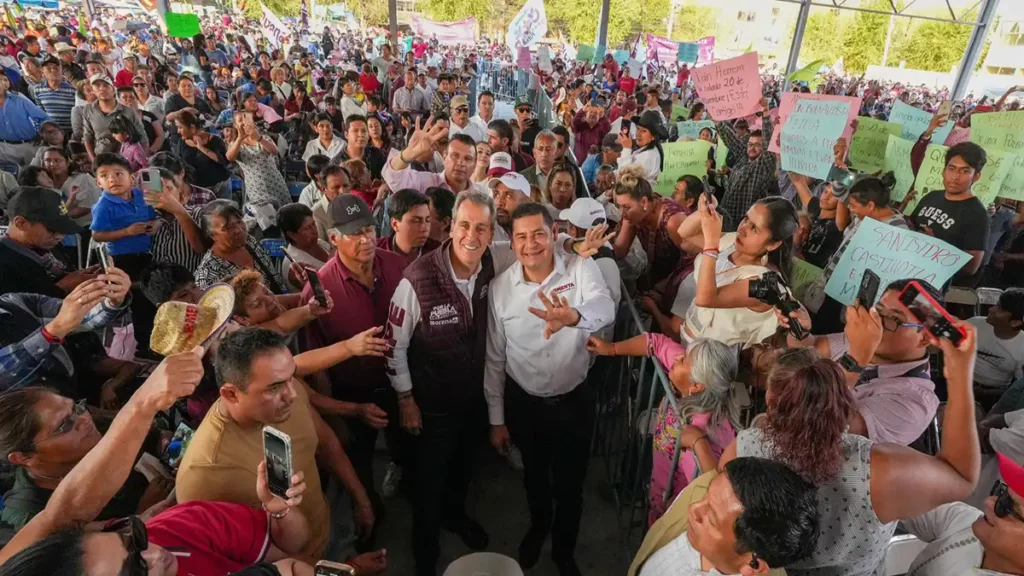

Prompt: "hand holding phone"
[262,427,293,500]
[856,269,880,309]
[898,281,966,346]
[306,267,329,308]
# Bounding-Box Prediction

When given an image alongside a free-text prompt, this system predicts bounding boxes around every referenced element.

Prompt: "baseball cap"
[89,73,112,85]
[123,51,137,61]
[40,55,60,68]
[487,152,513,177]
[998,452,1024,498]
[488,172,531,197]
[514,95,532,109]
[559,198,607,230]
[601,133,623,152]
[328,195,375,235]
[450,95,468,110]
[8,188,83,234]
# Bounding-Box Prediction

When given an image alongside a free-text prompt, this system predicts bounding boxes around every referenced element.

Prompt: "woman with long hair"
[367,113,392,157]
[616,110,667,184]
[541,163,577,210]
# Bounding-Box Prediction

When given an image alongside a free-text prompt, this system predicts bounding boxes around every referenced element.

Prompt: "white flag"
[505,0,547,49]
[260,2,289,48]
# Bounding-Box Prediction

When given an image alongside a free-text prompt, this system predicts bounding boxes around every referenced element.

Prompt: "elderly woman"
[587,334,740,525]
[70,79,96,142]
[277,202,334,292]
[270,66,293,102]
[194,200,287,292]
[540,164,578,211]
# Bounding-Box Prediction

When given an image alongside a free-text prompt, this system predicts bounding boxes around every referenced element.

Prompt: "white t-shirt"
[900,503,1012,576]
[968,316,1024,392]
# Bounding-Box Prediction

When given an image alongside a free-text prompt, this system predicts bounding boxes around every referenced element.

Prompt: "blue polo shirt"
[90,189,158,256]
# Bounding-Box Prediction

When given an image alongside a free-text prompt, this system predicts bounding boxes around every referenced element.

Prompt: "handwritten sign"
[780,98,851,179]
[883,134,916,202]
[890,100,954,144]
[576,44,595,63]
[613,49,630,64]
[592,44,607,64]
[912,144,950,212]
[516,46,532,69]
[848,117,902,173]
[770,93,861,154]
[677,120,716,141]
[973,148,1018,207]
[165,12,201,38]
[971,111,1024,200]
[691,52,761,121]
[670,104,691,122]
[678,42,699,63]
[654,140,713,196]
[791,258,824,304]
[945,127,971,146]
[825,218,970,306]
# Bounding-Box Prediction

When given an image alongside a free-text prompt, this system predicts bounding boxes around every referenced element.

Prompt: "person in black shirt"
[163,74,213,129]
[909,142,990,281]
[167,110,231,196]
[116,86,164,154]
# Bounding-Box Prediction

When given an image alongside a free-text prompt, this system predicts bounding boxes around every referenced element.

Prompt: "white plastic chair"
[884,534,928,575]
[443,553,524,576]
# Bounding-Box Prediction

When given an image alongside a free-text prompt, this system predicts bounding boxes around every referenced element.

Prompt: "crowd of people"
[0,4,1021,576]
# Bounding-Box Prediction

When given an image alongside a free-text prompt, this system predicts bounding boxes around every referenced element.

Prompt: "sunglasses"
[36,399,87,445]
[454,107,469,113]
[132,82,145,87]
[103,516,149,576]
[516,107,531,113]
[992,482,1024,522]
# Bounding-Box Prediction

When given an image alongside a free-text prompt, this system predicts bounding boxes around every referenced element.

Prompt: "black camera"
[749,270,807,340]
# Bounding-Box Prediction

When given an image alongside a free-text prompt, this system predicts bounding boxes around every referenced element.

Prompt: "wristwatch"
[838,352,865,374]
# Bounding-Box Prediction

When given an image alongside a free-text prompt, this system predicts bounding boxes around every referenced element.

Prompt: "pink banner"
[646,34,715,66]
[692,52,761,121]
[409,16,477,46]
[769,93,862,154]
[696,36,715,66]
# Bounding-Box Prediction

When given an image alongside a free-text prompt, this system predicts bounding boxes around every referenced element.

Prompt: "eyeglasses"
[454,107,469,113]
[516,107,531,113]
[992,482,1024,522]
[36,399,87,445]
[103,516,149,576]
[879,314,924,333]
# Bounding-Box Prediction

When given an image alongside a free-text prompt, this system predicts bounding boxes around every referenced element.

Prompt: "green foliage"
[546,0,669,48]
[838,0,890,73]
[799,8,845,66]
[243,0,299,19]
[888,10,983,73]
[349,0,391,27]
[669,6,718,44]
[419,0,494,23]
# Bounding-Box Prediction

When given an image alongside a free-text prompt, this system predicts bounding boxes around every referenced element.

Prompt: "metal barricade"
[478,61,521,102]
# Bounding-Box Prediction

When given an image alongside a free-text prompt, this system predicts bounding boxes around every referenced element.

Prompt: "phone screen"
[97,243,112,273]
[263,429,292,499]
[937,100,952,118]
[828,165,856,188]
[306,268,328,308]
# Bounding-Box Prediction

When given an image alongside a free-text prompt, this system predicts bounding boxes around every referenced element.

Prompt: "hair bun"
[616,163,646,189]
[878,171,897,189]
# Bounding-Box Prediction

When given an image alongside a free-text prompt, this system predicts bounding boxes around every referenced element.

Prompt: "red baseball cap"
[998,452,1024,497]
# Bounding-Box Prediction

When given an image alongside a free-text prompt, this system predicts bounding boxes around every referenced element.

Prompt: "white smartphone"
[141,168,162,206]
[262,426,293,500]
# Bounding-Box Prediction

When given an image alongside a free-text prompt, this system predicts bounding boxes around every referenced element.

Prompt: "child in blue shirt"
[90,153,159,276]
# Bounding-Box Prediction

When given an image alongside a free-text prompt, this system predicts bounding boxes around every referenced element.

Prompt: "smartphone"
[936,100,952,118]
[856,269,880,308]
[162,422,195,469]
[620,118,631,133]
[96,242,112,273]
[305,267,328,308]
[827,165,856,189]
[898,280,966,346]
[314,561,356,575]
[262,427,293,500]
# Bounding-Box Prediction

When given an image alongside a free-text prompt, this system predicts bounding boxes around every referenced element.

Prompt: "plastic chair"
[944,287,978,320]
[0,160,19,177]
[884,534,928,576]
[443,553,524,576]
[287,182,306,199]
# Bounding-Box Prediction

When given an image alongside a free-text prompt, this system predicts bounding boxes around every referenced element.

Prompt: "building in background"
[982,18,1024,77]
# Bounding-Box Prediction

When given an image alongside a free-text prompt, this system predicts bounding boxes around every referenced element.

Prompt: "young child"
[108,114,149,172]
[90,153,159,276]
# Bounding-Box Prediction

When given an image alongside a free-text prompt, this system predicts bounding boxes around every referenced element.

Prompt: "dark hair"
[426,186,455,222]
[366,95,381,108]
[763,348,854,485]
[140,262,195,305]
[511,201,553,228]
[999,288,1024,325]
[551,125,571,146]
[345,114,367,130]
[115,85,135,98]
[17,166,50,187]
[726,458,820,568]
[487,119,513,146]
[547,163,577,192]
[0,387,49,459]
[449,132,476,151]
[946,141,987,173]
[93,152,132,173]
[688,102,705,120]
[676,175,703,204]
[749,129,764,139]
[199,199,244,240]
[277,203,314,242]
[389,188,430,223]
[107,114,142,144]
[752,196,799,283]
[313,112,332,127]
[885,278,944,306]
[0,527,86,576]
[214,327,289,391]
[478,90,494,102]
[305,153,330,181]
[176,110,201,129]
[848,171,897,208]
[149,151,185,176]
[321,164,350,183]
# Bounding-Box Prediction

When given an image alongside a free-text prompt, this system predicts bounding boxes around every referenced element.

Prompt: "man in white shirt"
[484,202,614,575]
[448,95,485,143]
[469,90,495,135]
[902,452,1024,576]
[970,288,1024,407]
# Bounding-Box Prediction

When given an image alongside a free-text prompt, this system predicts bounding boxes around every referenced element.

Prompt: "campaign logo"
[551,282,576,295]
[429,303,459,326]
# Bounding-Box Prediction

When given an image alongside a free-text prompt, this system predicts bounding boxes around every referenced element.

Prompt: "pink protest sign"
[647,34,716,67]
[696,36,715,66]
[945,127,971,146]
[769,93,861,154]
[516,46,532,69]
[691,52,762,121]
[409,16,477,45]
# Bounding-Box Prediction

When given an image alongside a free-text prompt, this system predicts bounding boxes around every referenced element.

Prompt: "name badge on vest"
[429,303,459,326]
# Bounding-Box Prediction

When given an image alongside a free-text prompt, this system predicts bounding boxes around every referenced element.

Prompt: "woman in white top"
[270,66,293,102]
[302,112,346,161]
[277,203,334,292]
[678,194,799,348]
[616,110,667,184]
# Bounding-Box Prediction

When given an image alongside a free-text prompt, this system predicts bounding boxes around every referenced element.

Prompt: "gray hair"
[534,130,557,145]
[198,199,243,240]
[676,337,742,444]
[453,189,495,229]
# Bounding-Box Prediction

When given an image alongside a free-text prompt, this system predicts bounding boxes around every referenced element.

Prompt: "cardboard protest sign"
[516,46,532,69]
[971,111,1024,200]
[654,140,712,196]
[791,258,824,304]
[848,117,902,173]
[592,44,607,64]
[825,218,970,306]
[889,100,954,144]
[670,104,691,122]
[165,12,201,38]
[972,148,1018,207]
[613,49,630,63]
[575,44,595,63]
[715,137,729,170]
[691,52,761,121]
[911,143,950,213]
[780,98,851,179]
[945,127,971,146]
[677,120,716,141]
[678,42,698,63]
[769,93,861,154]
[883,135,916,202]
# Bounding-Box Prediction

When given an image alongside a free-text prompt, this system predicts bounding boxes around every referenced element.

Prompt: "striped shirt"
[149,185,217,272]
[33,81,76,131]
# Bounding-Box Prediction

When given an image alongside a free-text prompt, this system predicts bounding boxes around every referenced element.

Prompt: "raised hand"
[343,326,389,357]
[573,223,615,258]
[528,290,581,340]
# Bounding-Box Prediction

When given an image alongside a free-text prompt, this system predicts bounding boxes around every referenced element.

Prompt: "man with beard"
[489,172,531,243]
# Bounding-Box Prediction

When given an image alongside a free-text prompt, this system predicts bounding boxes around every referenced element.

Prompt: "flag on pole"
[630,32,642,59]
[300,0,308,27]
[260,2,288,48]
[787,59,826,83]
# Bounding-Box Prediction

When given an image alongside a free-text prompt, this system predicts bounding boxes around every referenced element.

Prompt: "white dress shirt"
[449,120,486,143]
[901,503,1010,576]
[302,135,347,161]
[639,529,723,576]
[484,252,615,425]
[470,114,492,135]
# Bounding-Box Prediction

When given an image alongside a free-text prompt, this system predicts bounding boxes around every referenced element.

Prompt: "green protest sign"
[165,12,201,39]
[882,135,915,201]
[671,104,691,122]
[677,120,715,141]
[790,258,824,304]
[848,117,902,173]
[592,44,607,64]
[973,148,1018,207]
[910,143,949,214]
[575,44,595,63]
[971,112,1024,200]
[654,140,712,196]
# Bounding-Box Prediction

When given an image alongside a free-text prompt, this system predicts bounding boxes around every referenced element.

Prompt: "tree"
[349,0,391,29]
[419,0,496,23]
[889,10,985,73]
[839,0,891,73]
[546,0,670,48]
[243,0,300,19]
[669,5,719,44]
[800,8,845,66]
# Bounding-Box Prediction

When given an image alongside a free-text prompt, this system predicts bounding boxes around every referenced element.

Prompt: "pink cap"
[998,453,1024,497]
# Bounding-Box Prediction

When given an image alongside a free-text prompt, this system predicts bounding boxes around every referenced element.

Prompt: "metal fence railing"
[478,61,522,102]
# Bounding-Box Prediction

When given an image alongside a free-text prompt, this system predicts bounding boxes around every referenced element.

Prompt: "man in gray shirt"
[82,74,149,160]
[392,67,427,118]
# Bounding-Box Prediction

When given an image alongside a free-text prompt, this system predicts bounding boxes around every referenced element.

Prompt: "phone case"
[898,281,966,345]
[262,427,293,499]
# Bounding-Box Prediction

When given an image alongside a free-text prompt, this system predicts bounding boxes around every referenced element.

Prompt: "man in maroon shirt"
[302,194,408,524]
[376,188,441,269]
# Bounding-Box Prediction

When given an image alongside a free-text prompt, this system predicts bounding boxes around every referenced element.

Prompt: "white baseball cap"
[487,152,513,177]
[559,197,608,229]
[488,172,531,197]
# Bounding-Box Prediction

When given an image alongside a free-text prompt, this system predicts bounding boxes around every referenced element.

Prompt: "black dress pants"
[505,375,593,561]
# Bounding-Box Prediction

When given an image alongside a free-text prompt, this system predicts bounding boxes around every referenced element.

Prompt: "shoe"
[506,445,524,471]
[381,461,402,498]
[518,527,547,569]
[553,556,582,576]
[444,517,489,550]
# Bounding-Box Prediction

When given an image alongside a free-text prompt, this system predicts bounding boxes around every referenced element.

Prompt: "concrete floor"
[373,446,634,576]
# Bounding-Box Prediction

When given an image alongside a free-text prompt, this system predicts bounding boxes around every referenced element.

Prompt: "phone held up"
[856,269,880,309]
[898,280,967,346]
[140,168,162,206]
[305,267,329,308]
[315,561,357,575]
[96,242,112,274]
[262,426,293,500]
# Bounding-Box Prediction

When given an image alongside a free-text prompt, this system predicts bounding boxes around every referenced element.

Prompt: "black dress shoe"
[553,556,582,576]
[518,527,547,569]
[444,517,490,550]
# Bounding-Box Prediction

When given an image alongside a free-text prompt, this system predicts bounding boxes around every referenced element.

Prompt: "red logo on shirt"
[552,282,576,295]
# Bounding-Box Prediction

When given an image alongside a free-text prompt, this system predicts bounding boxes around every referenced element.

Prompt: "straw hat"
[150,284,235,356]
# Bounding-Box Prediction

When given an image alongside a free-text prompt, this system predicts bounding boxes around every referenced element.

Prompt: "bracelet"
[701,249,720,259]
[40,326,64,344]
[398,150,408,164]
[263,503,290,519]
